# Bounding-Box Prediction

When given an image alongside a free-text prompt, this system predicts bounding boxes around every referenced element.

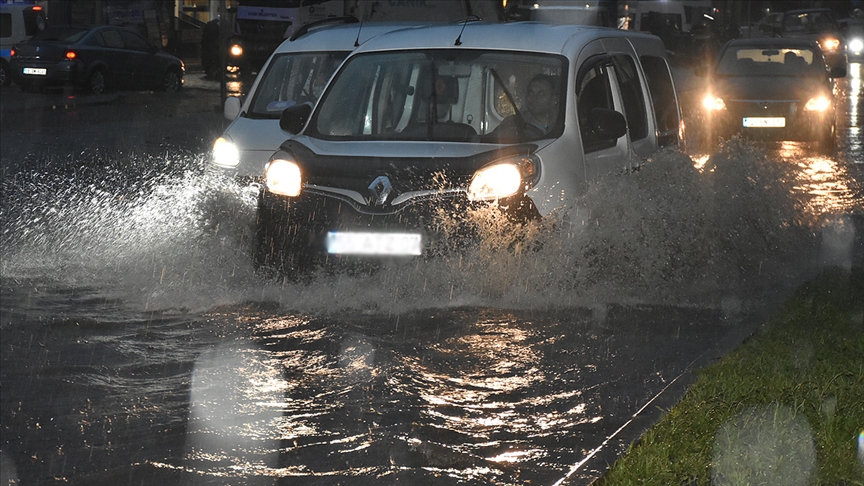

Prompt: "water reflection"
[840,62,862,160]
[774,142,861,216]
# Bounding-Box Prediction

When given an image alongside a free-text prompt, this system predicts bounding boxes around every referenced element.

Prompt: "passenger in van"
[524,74,559,134]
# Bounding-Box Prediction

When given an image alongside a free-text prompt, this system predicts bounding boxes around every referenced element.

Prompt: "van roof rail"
[290,16,360,41]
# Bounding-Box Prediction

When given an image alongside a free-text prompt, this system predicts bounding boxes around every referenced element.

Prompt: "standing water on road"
[2,94,862,484]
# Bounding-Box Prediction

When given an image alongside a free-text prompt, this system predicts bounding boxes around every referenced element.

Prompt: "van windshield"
[309,49,566,143]
[248,51,349,119]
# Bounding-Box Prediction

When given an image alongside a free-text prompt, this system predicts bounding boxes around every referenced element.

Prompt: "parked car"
[698,37,845,151]
[10,25,184,94]
[253,21,683,274]
[210,18,422,184]
[776,8,848,72]
[0,3,47,86]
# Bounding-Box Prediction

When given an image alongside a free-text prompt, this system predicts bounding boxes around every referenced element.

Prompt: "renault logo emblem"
[368,175,393,205]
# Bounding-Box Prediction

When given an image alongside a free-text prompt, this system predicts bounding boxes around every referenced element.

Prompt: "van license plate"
[326,232,422,256]
[743,117,785,128]
[23,68,47,76]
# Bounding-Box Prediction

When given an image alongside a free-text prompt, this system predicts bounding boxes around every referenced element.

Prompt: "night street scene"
[1,0,862,485]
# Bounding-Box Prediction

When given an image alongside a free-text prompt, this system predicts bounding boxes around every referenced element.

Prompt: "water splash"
[0,141,839,314]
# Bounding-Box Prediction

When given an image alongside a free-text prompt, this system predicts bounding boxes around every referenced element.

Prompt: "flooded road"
[1,65,862,485]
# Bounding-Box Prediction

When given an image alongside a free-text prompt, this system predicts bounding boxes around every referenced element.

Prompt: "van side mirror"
[830,66,847,78]
[279,103,313,134]
[589,107,628,140]
[223,96,242,120]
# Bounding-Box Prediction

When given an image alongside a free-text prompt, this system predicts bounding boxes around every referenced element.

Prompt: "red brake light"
[32,5,42,10]
[10,49,15,57]
[65,51,77,60]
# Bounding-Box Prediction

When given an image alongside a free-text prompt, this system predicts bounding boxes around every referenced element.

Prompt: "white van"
[209,18,421,182]
[255,21,683,273]
[0,3,46,86]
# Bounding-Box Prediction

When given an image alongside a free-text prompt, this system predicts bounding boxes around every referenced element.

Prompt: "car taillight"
[65,51,77,60]
[10,49,15,57]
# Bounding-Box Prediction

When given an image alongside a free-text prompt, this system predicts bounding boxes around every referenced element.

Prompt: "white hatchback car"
[257,21,683,274]
[209,18,422,182]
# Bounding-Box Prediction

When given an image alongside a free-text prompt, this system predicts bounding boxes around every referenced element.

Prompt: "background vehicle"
[217,0,500,79]
[210,19,422,183]
[698,37,844,152]
[839,15,864,62]
[255,22,682,274]
[10,25,184,94]
[0,3,46,86]
[777,8,848,72]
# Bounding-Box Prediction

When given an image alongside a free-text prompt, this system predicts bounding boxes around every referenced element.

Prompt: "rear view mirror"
[762,49,781,56]
[223,96,241,120]
[830,66,847,78]
[279,103,313,134]
[589,107,627,140]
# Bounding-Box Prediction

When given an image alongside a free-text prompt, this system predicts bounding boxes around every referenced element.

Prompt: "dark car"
[10,25,184,94]
[698,37,845,152]
[777,8,848,72]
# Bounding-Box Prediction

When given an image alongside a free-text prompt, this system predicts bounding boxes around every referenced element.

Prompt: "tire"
[0,61,10,87]
[88,69,106,95]
[162,69,181,92]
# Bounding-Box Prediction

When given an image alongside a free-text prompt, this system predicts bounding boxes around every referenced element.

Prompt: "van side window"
[577,59,617,153]
[639,55,679,147]
[612,54,647,142]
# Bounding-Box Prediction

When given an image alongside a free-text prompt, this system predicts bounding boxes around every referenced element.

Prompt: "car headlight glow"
[820,37,841,51]
[702,94,726,111]
[212,137,240,168]
[849,37,864,54]
[468,156,537,201]
[804,96,831,112]
[229,44,243,57]
[265,159,302,197]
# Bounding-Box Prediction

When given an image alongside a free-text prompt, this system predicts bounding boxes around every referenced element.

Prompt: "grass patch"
[597,268,864,485]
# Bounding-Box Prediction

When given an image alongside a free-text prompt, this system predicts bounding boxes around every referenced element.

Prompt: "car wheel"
[0,61,10,87]
[88,69,106,95]
[162,70,181,92]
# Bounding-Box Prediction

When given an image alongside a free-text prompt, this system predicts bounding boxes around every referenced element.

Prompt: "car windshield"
[783,11,838,33]
[310,49,566,143]
[248,51,350,119]
[716,46,822,77]
[30,26,89,43]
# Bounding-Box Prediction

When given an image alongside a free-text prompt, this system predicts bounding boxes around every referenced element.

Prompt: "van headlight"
[212,137,240,168]
[467,155,538,201]
[265,158,302,197]
[849,37,863,54]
